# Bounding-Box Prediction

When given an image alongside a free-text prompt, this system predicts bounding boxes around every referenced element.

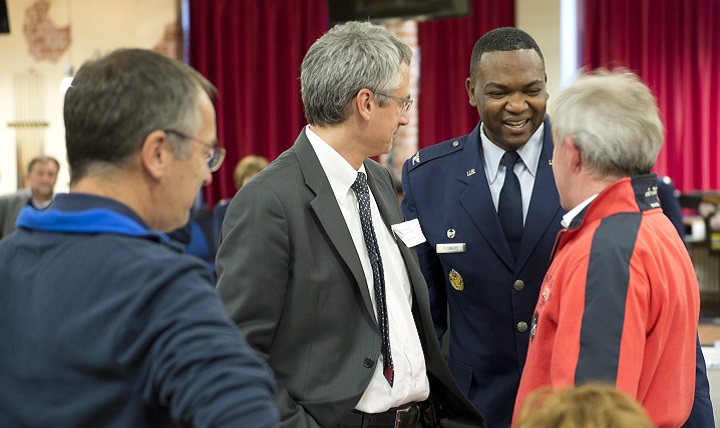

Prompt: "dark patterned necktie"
[498,151,523,259]
[351,172,394,386]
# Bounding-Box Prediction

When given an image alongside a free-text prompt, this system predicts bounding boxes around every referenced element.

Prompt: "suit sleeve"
[216,182,321,428]
[401,159,448,341]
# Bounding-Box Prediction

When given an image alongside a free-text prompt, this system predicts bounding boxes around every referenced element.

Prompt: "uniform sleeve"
[216,182,321,428]
[401,159,448,341]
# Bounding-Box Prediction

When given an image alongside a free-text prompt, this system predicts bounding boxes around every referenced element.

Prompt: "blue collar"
[16,193,172,244]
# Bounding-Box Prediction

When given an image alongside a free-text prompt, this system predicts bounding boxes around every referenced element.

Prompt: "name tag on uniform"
[436,243,466,253]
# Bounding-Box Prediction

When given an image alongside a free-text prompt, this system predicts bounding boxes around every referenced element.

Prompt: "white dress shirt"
[481,123,544,224]
[306,126,430,412]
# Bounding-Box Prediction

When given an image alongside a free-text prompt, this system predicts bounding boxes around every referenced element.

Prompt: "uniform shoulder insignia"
[406,137,466,171]
[411,151,420,165]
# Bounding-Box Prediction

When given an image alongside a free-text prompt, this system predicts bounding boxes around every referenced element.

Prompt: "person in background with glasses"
[216,21,484,428]
[0,48,278,427]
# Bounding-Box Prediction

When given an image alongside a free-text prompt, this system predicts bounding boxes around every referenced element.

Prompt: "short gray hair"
[64,49,216,184]
[551,70,664,179]
[300,21,412,126]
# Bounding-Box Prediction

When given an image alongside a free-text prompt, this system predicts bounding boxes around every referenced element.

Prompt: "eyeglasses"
[163,129,226,172]
[374,91,413,114]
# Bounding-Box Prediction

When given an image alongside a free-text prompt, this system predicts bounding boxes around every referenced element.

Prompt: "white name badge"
[391,218,427,248]
[436,243,467,254]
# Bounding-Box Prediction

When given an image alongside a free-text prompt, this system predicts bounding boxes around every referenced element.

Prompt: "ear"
[465,77,477,107]
[355,88,374,121]
[141,130,173,180]
[564,136,583,173]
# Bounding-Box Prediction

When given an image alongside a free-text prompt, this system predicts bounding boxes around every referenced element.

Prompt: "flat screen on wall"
[327,0,470,24]
[0,0,9,34]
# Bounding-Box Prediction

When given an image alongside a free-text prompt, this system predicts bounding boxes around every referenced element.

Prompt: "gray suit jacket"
[216,129,484,428]
[0,190,30,239]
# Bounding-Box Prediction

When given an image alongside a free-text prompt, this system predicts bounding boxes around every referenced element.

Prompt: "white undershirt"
[306,126,430,412]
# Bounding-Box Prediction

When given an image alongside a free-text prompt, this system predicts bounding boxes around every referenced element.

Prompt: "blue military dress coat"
[401,118,564,427]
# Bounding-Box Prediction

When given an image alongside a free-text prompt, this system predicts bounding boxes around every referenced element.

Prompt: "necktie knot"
[351,172,369,195]
[502,151,520,170]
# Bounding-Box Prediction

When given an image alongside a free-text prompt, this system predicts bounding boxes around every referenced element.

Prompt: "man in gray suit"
[216,22,485,428]
[0,155,59,238]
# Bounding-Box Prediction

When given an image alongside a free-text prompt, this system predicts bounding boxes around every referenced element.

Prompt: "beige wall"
[0,0,178,194]
[516,0,564,109]
[0,0,569,193]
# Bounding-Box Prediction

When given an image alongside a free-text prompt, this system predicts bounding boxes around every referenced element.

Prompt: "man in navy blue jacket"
[0,49,278,427]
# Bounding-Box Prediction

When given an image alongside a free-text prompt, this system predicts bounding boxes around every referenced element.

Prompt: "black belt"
[339,401,428,428]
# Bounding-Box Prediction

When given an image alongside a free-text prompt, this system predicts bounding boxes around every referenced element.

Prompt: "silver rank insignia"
[446,229,456,239]
[411,152,420,165]
[449,269,464,291]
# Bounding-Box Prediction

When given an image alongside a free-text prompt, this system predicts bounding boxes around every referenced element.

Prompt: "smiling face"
[466,49,548,152]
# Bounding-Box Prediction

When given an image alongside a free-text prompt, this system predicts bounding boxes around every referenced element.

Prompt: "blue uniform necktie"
[351,172,394,386]
[498,151,523,259]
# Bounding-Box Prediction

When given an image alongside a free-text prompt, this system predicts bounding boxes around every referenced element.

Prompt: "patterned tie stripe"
[351,172,394,386]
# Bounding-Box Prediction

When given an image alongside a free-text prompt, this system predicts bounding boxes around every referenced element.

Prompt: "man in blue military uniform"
[401,27,562,427]
[401,27,713,427]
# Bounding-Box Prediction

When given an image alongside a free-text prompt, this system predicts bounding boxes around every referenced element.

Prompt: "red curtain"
[188,0,328,207]
[582,0,720,192]
[417,0,515,148]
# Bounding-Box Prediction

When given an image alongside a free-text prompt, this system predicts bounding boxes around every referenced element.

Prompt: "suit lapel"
[516,118,562,268]
[458,124,516,269]
[295,130,376,317]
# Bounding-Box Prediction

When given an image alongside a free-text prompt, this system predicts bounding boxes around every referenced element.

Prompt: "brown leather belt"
[339,402,423,428]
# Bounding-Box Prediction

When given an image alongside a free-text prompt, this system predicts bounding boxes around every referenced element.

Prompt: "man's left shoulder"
[0,191,25,203]
[404,135,471,180]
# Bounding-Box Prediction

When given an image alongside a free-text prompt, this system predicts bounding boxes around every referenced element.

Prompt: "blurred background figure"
[0,155,59,239]
[233,155,269,190]
[168,155,269,278]
[515,383,655,428]
[214,155,268,245]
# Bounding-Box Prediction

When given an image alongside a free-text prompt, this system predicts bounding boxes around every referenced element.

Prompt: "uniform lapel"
[458,124,516,269]
[515,118,563,268]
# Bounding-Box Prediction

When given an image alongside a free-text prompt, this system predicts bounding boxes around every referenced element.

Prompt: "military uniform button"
[517,321,528,333]
[452,140,459,147]
[513,280,525,291]
[363,358,374,368]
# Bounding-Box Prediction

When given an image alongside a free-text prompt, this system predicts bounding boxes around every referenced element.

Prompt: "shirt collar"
[305,126,366,204]
[561,193,599,228]
[30,195,54,210]
[481,122,544,184]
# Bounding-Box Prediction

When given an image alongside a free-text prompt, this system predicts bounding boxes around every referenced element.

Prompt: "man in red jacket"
[514,70,700,428]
